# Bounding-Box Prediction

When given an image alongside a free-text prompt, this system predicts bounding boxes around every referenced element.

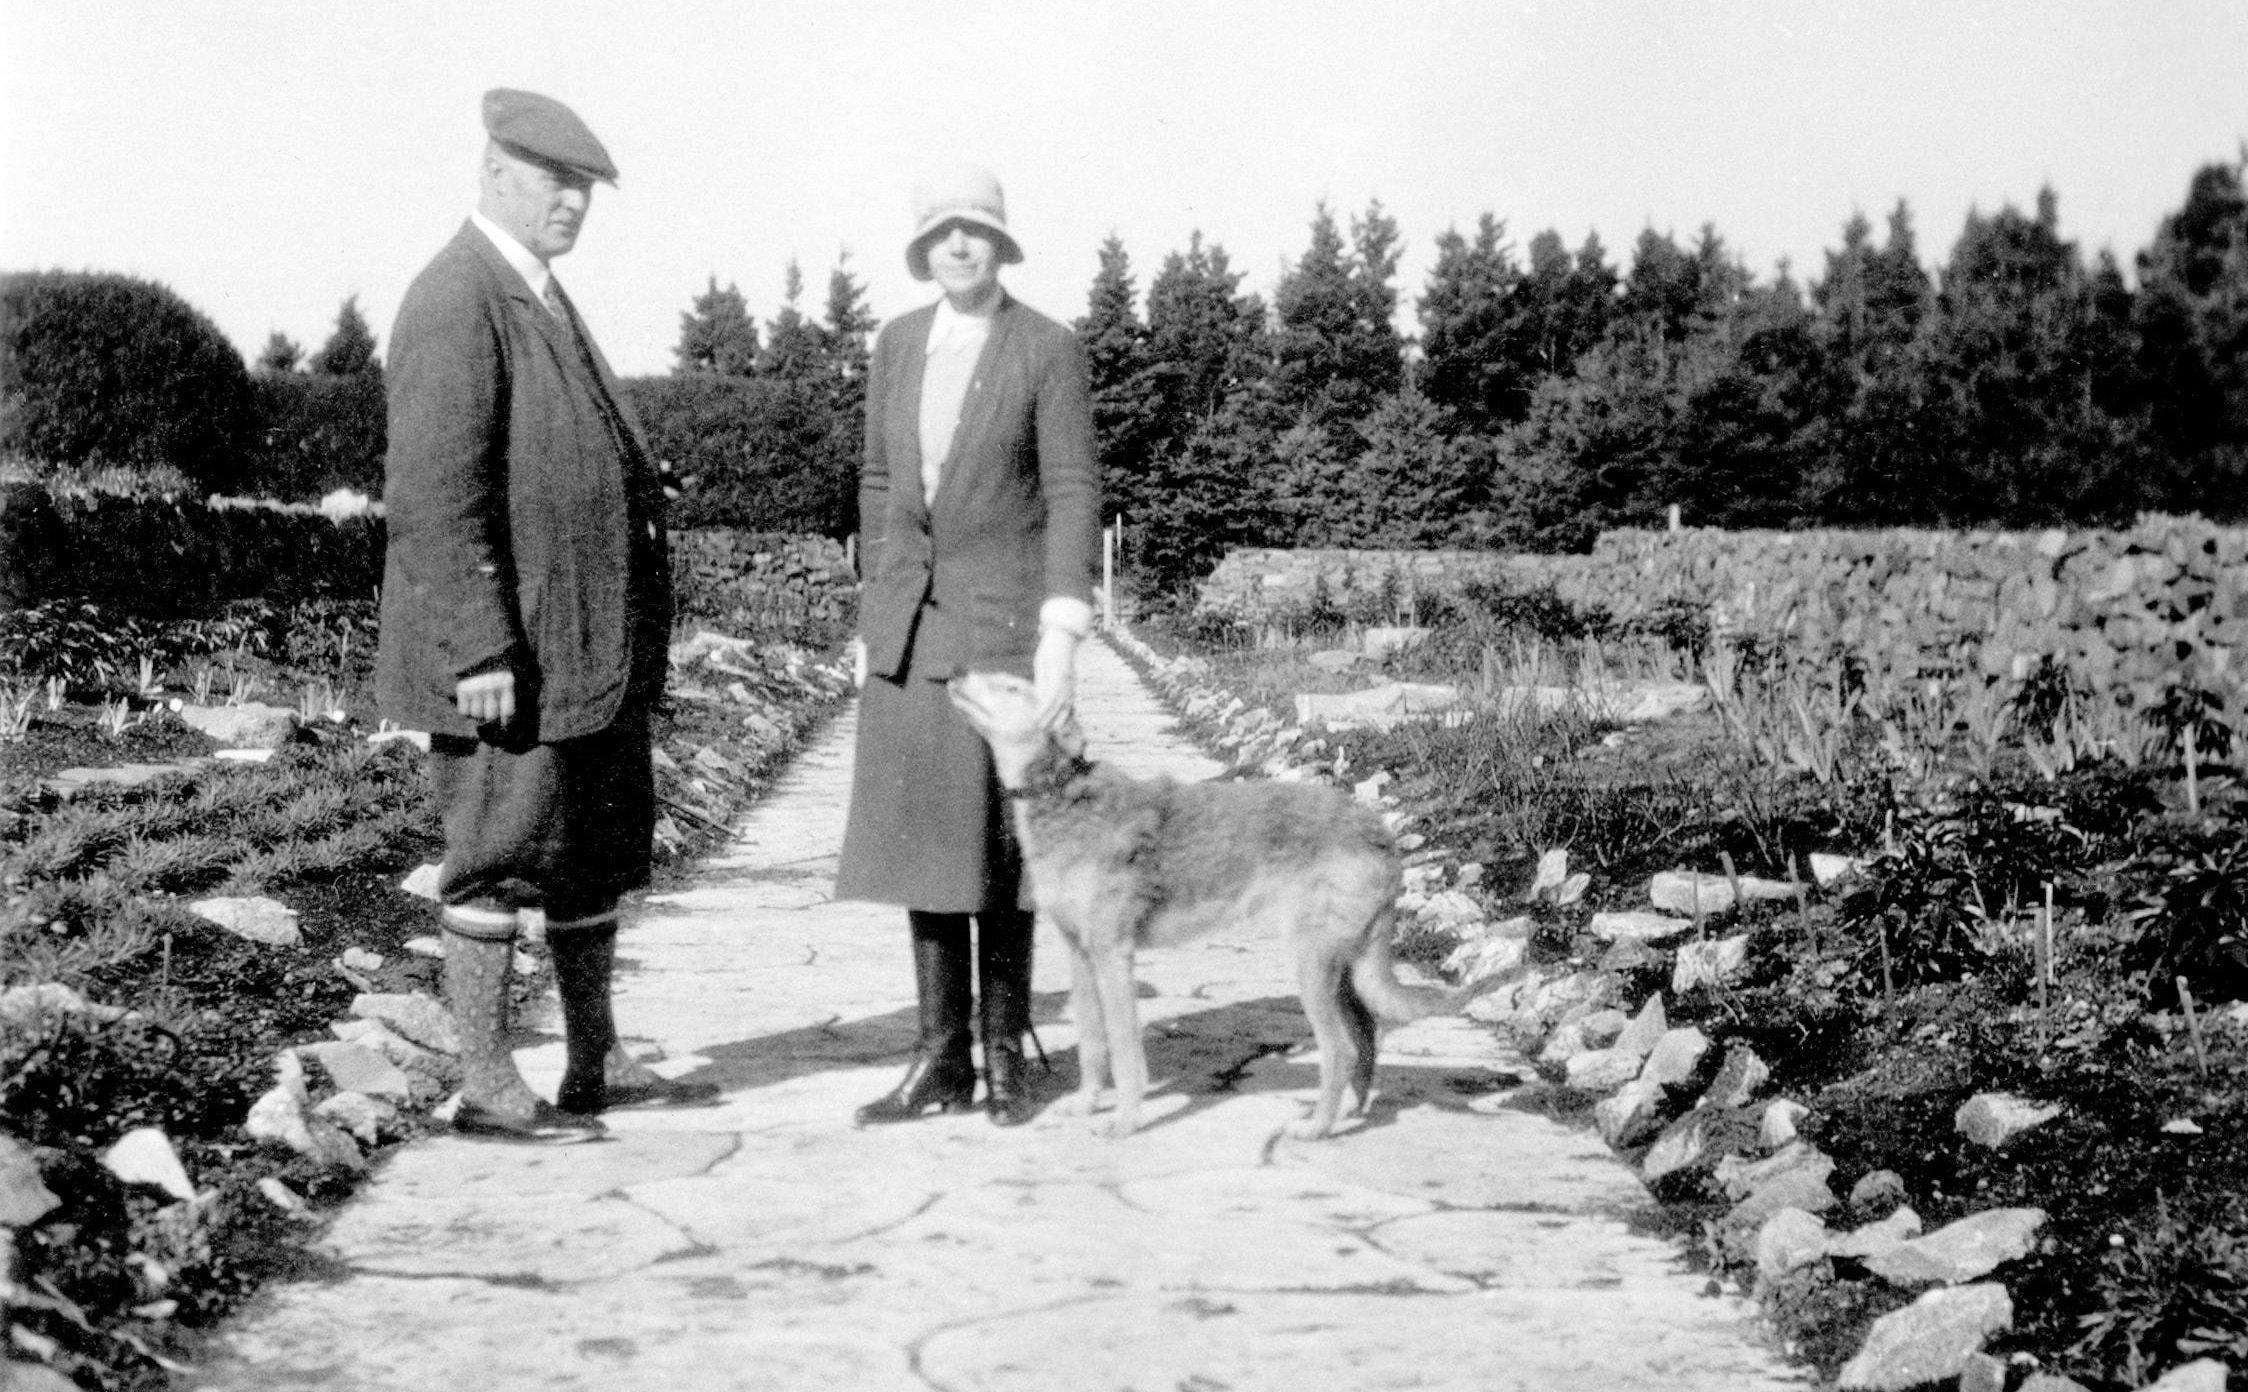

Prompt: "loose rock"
[1828,1206,1924,1261]
[1726,1165,1839,1232]
[1613,994,1668,1058]
[178,701,299,748]
[1862,1208,2045,1287]
[1699,1044,1769,1109]
[1564,1048,1643,1093]
[313,1092,399,1146]
[1955,1092,2062,1148]
[1848,1168,1910,1217]
[1640,1026,1711,1088]
[100,1127,196,1202]
[1759,1099,1809,1149]
[1650,870,1795,917]
[0,982,128,1028]
[0,1134,60,1226]
[299,1041,412,1100]
[1672,934,1751,991]
[400,862,444,901]
[350,992,460,1055]
[1837,1283,2013,1391]
[1593,1077,1668,1148]
[1755,1207,1830,1281]
[2140,1360,2229,1391]
[1589,910,1695,944]
[190,895,303,947]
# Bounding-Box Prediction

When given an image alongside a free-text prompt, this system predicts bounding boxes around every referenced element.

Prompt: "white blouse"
[917,297,993,505]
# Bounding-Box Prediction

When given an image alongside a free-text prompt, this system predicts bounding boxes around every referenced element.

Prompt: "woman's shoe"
[855,1051,977,1124]
[982,1038,1037,1127]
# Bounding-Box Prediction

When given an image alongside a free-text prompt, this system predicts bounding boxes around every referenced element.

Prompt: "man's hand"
[1032,625,1080,730]
[456,668,516,726]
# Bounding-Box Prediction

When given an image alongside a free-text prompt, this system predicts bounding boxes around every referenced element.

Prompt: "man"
[376,88,714,1143]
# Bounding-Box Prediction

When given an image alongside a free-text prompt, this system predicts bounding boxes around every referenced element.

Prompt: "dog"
[947,670,1473,1139]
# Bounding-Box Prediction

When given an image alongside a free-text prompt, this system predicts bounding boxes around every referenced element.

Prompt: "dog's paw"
[1093,1111,1142,1140]
[1051,1088,1103,1118]
[1284,1117,1338,1142]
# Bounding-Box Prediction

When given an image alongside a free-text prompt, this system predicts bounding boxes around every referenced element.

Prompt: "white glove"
[1032,625,1080,730]
[850,636,868,690]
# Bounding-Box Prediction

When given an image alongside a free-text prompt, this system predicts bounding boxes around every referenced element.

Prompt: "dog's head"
[946,671,1085,789]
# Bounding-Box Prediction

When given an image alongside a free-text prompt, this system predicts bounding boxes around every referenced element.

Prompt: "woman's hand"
[849,636,868,690]
[1032,626,1079,729]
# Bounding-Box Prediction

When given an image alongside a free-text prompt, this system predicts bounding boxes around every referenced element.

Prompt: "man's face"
[480,144,593,262]
[924,220,1002,306]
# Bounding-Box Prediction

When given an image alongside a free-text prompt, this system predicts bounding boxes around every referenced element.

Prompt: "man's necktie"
[543,276,570,324]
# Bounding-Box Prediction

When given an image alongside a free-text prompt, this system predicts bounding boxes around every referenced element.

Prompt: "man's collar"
[470,211,551,298]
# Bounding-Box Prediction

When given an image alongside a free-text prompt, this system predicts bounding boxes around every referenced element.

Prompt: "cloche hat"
[905,164,1023,280]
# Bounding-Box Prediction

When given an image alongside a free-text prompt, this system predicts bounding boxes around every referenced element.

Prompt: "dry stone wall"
[1200,519,2248,714]
[668,528,855,646]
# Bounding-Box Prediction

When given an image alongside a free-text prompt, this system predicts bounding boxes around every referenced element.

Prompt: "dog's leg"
[1086,935,1149,1138]
[1053,926,1109,1118]
[1340,973,1380,1117]
[1288,943,1357,1141]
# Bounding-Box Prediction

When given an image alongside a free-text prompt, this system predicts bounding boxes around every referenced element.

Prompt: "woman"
[836,164,1102,1126]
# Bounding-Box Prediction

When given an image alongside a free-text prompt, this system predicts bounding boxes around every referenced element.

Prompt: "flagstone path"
[190,636,1806,1391]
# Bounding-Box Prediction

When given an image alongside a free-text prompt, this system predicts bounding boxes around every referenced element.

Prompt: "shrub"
[0,270,255,492]
[623,374,855,535]
[245,368,386,500]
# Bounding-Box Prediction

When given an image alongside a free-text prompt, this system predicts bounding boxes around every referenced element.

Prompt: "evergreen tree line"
[626,254,878,534]
[1076,159,2248,597]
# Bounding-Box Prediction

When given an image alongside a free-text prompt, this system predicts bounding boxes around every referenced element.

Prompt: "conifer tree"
[312,294,378,376]
[2135,159,2248,513]
[256,331,303,375]
[819,251,878,415]
[674,275,759,377]
[1075,235,1164,502]
[1418,213,1531,433]
[1271,200,1405,434]
[759,261,824,380]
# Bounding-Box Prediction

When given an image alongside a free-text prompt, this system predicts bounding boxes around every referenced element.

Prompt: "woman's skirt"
[835,666,1025,913]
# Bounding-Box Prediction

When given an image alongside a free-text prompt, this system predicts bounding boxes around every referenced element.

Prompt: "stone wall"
[668,528,856,646]
[1199,519,2248,712]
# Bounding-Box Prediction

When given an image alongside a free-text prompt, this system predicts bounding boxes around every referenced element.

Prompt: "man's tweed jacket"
[376,222,670,744]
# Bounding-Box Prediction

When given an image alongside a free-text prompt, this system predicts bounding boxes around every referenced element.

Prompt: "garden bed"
[1124,592,2247,1392]
[1,592,852,1391]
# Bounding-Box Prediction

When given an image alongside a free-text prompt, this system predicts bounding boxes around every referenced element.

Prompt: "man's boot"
[442,904,604,1144]
[978,906,1039,1127]
[856,912,977,1123]
[549,907,721,1115]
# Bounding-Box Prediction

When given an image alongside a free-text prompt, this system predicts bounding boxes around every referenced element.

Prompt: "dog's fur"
[948,670,1470,1139]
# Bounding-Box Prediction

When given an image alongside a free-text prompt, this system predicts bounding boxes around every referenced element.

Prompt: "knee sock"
[441,903,531,1106]
[547,907,623,1093]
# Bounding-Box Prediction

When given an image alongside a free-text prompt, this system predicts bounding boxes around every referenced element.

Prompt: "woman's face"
[925,220,1002,308]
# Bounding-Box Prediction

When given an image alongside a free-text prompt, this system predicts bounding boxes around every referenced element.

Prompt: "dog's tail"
[1351,908,1492,1022]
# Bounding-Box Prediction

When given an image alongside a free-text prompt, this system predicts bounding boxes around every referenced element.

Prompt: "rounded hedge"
[1,269,255,492]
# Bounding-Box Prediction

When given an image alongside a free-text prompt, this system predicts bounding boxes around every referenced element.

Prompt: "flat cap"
[482,88,617,184]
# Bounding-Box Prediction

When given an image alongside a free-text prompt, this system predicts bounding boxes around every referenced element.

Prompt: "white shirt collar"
[926,295,996,355]
[471,211,552,301]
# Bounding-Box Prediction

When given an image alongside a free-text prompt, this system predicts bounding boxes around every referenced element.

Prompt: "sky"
[4,1,2246,378]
